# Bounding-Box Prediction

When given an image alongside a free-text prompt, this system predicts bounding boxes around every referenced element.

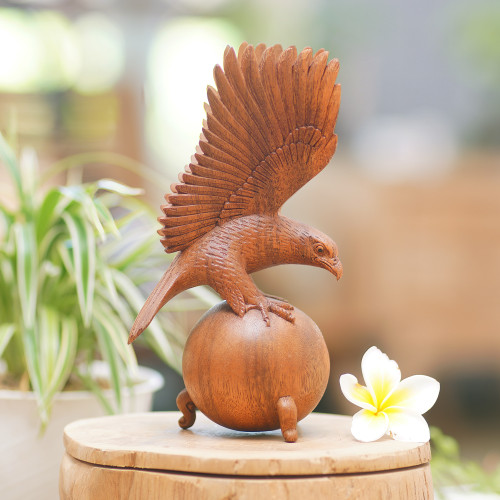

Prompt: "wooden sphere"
[182,301,330,432]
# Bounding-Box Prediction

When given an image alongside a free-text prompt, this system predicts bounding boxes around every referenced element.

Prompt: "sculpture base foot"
[277,396,298,443]
[176,388,196,429]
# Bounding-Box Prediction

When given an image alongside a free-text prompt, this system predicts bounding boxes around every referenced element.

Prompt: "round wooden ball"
[182,301,330,432]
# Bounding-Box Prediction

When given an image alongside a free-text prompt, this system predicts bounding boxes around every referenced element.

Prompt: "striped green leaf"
[22,324,46,423]
[93,302,137,370]
[0,201,14,231]
[110,233,158,271]
[60,186,106,241]
[19,147,37,212]
[0,132,22,199]
[96,179,143,196]
[62,212,96,327]
[57,240,74,276]
[41,315,78,408]
[93,198,120,238]
[38,307,59,385]
[14,222,38,329]
[35,189,67,244]
[0,324,15,358]
[187,285,220,308]
[100,266,120,309]
[94,319,124,411]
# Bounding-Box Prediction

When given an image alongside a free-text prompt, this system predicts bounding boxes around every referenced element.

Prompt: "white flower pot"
[0,362,164,500]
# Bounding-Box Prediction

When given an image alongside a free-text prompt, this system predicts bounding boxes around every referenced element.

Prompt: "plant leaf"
[60,186,106,241]
[57,240,74,276]
[22,324,47,423]
[93,302,137,370]
[0,256,15,326]
[93,198,120,238]
[97,179,144,196]
[0,132,22,199]
[35,189,67,244]
[38,307,59,386]
[0,324,15,358]
[110,233,158,271]
[187,285,220,308]
[19,147,38,211]
[14,222,38,329]
[0,201,14,231]
[94,319,124,411]
[42,315,78,407]
[62,212,96,327]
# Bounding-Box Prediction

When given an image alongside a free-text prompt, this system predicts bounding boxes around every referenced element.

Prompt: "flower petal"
[384,407,430,442]
[383,375,440,414]
[351,409,389,442]
[361,346,401,408]
[340,374,377,412]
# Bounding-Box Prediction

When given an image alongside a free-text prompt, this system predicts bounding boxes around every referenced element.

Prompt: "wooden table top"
[63,411,431,477]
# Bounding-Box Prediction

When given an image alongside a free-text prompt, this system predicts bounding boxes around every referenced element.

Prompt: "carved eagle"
[129,42,342,344]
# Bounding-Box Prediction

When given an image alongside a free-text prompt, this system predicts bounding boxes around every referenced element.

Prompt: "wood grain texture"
[60,412,434,499]
[180,302,329,435]
[60,453,433,500]
[128,43,343,342]
[62,412,431,476]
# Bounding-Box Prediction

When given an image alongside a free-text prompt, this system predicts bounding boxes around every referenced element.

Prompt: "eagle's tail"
[128,264,181,344]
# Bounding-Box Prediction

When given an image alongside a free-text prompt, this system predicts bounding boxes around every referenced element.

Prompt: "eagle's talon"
[254,298,296,324]
[260,305,271,326]
[245,296,296,326]
[272,307,296,324]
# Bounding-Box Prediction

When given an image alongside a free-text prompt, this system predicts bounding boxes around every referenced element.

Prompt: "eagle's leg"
[176,388,196,429]
[245,295,295,325]
[219,266,295,325]
[277,396,298,443]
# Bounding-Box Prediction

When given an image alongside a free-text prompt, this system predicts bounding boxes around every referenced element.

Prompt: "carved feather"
[160,42,341,253]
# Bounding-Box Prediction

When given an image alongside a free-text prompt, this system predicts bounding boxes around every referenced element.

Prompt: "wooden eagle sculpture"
[128,42,342,345]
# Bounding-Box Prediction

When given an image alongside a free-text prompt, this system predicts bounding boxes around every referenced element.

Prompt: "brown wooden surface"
[129,42,343,343]
[180,303,330,438]
[62,411,431,475]
[60,453,433,500]
[61,412,433,499]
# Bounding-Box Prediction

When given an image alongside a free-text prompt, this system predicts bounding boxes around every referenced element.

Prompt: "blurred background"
[0,0,499,466]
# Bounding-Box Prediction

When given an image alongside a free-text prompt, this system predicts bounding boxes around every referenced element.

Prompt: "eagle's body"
[129,214,342,342]
[128,43,343,344]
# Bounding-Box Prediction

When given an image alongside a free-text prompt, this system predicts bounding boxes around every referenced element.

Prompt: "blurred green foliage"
[431,426,500,495]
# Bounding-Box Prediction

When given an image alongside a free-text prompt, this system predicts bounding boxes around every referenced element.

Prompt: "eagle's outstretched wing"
[159,42,341,253]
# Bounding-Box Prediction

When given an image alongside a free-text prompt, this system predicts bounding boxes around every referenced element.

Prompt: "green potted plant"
[0,133,217,498]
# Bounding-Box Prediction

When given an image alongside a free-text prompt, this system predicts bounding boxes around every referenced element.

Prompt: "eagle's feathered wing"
[158,42,341,253]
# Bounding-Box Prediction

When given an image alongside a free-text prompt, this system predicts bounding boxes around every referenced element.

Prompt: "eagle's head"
[273,216,343,280]
[304,230,343,280]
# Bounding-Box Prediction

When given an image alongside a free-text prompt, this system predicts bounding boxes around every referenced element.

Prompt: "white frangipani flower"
[340,346,440,443]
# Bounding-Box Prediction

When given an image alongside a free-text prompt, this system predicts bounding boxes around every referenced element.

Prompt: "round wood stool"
[60,412,434,499]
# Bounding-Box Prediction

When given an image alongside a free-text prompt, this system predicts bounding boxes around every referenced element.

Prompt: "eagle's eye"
[314,243,325,256]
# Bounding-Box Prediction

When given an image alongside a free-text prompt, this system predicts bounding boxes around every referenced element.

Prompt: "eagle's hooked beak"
[320,257,343,280]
